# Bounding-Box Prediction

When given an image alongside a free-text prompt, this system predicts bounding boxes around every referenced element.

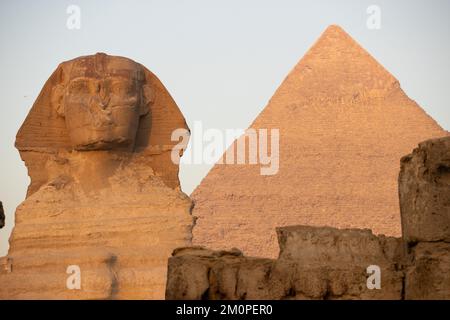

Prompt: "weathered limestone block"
[399,136,450,243]
[165,247,274,300]
[271,226,405,300]
[0,201,4,228]
[405,242,450,300]
[165,226,405,300]
[0,53,193,299]
[277,226,404,264]
[400,136,450,299]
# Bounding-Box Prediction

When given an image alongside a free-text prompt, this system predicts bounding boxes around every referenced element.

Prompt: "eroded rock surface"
[405,242,450,299]
[399,137,450,243]
[400,136,450,299]
[166,247,274,300]
[166,226,405,300]
[0,53,193,299]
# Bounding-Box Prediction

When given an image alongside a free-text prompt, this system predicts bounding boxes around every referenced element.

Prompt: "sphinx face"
[60,57,146,151]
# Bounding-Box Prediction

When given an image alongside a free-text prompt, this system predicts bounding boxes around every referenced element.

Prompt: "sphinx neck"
[69,150,131,193]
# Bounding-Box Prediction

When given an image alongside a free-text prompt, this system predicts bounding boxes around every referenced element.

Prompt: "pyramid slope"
[268,25,398,105]
[192,25,448,258]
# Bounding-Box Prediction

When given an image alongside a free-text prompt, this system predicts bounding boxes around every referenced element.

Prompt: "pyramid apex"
[277,25,399,102]
[323,24,347,34]
[316,24,354,44]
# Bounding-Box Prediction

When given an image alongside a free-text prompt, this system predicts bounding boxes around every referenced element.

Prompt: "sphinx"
[0,53,194,299]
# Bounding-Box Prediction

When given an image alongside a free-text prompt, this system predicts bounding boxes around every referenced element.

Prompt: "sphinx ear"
[51,84,66,118]
[140,84,154,116]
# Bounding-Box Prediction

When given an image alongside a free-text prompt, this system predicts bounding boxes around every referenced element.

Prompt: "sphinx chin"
[69,126,136,151]
[73,138,131,151]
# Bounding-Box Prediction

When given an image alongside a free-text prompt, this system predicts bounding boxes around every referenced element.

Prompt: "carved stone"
[0,53,194,299]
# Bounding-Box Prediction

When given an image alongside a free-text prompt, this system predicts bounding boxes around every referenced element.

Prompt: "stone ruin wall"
[165,137,450,300]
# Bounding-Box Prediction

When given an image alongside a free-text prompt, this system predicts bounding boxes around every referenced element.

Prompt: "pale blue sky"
[1,0,449,256]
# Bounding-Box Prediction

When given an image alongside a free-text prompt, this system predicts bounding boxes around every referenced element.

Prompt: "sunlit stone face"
[60,55,146,151]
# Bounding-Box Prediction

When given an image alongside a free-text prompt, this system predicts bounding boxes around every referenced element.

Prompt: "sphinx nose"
[95,82,110,107]
[93,108,113,126]
[89,96,113,126]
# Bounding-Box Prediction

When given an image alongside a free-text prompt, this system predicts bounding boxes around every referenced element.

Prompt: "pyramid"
[192,25,448,258]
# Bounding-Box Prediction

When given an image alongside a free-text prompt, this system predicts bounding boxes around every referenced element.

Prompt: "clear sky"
[1,0,449,256]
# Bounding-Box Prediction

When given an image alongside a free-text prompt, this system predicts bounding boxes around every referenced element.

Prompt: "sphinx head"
[51,53,153,151]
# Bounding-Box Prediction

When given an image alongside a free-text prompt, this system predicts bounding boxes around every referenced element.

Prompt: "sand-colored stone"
[405,242,450,299]
[399,137,450,243]
[192,25,447,258]
[165,247,275,300]
[400,136,450,299]
[0,53,193,299]
[166,226,405,300]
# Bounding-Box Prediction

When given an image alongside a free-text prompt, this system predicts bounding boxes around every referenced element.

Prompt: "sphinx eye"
[113,83,125,92]
[111,81,135,94]
[69,81,88,92]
